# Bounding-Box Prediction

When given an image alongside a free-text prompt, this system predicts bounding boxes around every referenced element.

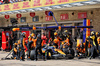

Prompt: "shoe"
[77,55,81,59]
[20,59,25,61]
[27,58,31,60]
[78,57,81,59]
[88,57,91,60]
[11,56,14,59]
[34,59,37,61]
[17,58,19,60]
[43,59,46,61]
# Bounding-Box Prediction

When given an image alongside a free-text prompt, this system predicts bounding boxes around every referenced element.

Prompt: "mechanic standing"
[34,34,45,61]
[88,31,99,59]
[41,33,47,46]
[53,36,59,48]
[27,33,34,60]
[19,32,26,61]
[8,34,12,51]
[53,31,62,48]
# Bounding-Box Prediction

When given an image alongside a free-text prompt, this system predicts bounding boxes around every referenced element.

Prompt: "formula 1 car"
[43,44,74,59]
[43,44,75,59]
[30,44,74,60]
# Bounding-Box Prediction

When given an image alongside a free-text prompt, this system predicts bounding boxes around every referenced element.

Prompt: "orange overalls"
[97,37,100,54]
[23,38,26,49]
[64,38,70,47]
[82,43,86,54]
[13,43,18,59]
[88,42,91,48]
[97,37,100,45]
[76,43,83,53]
[31,38,37,48]
[57,36,62,41]
[53,38,59,48]
[57,36,62,48]
[14,43,18,53]
[28,36,32,42]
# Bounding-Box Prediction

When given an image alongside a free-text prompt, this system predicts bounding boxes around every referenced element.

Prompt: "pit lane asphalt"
[0,51,100,66]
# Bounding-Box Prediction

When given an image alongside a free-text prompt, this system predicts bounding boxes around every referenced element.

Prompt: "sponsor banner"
[0,0,89,12]
[46,16,53,21]
[78,12,87,19]
[60,14,68,20]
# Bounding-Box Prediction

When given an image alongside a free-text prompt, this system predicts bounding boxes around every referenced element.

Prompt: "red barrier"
[2,31,12,50]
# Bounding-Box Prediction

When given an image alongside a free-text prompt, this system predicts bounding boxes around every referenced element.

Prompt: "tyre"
[70,49,75,56]
[67,48,75,59]
[54,56,58,60]
[46,51,52,59]
[30,50,35,60]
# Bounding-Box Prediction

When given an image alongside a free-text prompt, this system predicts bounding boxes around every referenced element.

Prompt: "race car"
[30,44,75,60]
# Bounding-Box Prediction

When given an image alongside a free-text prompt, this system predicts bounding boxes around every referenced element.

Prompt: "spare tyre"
[30,50,35,60]
[67,48,75,59]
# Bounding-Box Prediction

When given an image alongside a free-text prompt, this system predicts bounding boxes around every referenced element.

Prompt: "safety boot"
[88,57,92,60]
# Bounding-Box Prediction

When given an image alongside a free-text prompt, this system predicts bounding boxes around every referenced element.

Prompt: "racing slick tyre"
[67,48,75,59]
[30,50,35,60]
[46,50,52,59]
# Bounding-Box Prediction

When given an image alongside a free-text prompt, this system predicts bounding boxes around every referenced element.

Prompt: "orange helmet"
[14,43,18,46]
[54,39,59,43]
[54,32,58,36]
[33,26,36,30]
[31,33,35,36]
[96,32,98,35]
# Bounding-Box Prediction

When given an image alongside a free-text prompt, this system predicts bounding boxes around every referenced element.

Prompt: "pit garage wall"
[92,9,100,32]
[0,9,100,32]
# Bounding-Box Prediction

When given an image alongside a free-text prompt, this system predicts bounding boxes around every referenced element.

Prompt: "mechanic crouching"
[12,43,18,59]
